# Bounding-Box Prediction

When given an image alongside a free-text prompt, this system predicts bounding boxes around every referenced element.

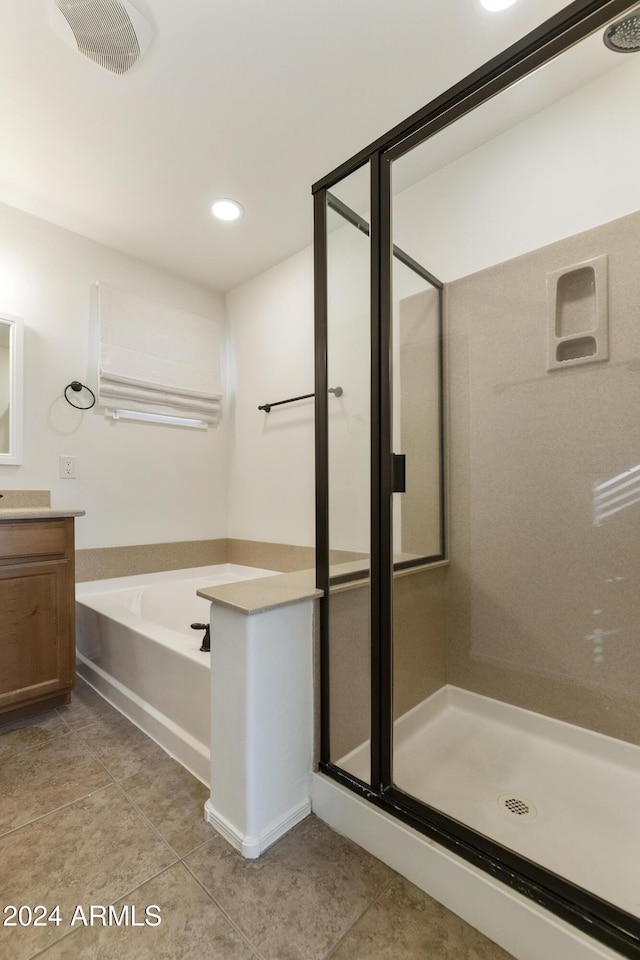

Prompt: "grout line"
[60,692,207,863]
[27,925,82,960]
[61,725,119,789]
[0,780,117,843]
[0,723,75,761]
[55,711,76,735]
[0,708,171,844]
[103,861,180,906]
[2,687,263,958]
[321,873,399,960]
[69,719,166,791]
[2,695,402,960]
[25,864,183,960]
[67,724,117,771]
[57,708,123,735]
[175,831,219,860]
[85,860,181,922]
[180,856,268,960]
[27,756,263,960]
[61,701,178,855]
[0,727,119,841]
[71,723,125,768]
[55,680,124,734]
[62,717,110,735]
[6,684,404,960]
[112,779,182,862]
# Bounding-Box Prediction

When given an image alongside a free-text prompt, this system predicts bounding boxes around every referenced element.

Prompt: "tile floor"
[0,678,516,960]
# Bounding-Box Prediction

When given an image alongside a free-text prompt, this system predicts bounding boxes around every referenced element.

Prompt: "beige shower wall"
[394,566,447,717]
[446,210,640,746]
[329,565,447,763]
[76,538,370,581]
[398,288,442,559]
[328,583,370,762]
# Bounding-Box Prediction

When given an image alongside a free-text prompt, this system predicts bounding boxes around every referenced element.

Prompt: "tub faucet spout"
[191,622,210,652]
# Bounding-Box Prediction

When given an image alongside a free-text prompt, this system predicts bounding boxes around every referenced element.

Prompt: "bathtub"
[75,563,278,785]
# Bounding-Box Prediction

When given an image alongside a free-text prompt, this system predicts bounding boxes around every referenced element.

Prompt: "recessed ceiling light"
[211,198,244,221]
[480,0,518,10]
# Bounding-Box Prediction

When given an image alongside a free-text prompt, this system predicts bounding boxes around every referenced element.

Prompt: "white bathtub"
[75,563,278,785]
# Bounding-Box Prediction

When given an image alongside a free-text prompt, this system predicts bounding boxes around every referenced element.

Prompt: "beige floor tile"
[35,862,258,960]
[0,709,71,760]
[120,754,214,857]
[0,784,176,960]
[56,678,122,730]
[330,876,516,960]
[184,814,395,960]
[75,713,171,781]
[0,679,524,960]
[0,734,111,835]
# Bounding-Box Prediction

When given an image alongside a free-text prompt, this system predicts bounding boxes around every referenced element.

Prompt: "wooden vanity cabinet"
[0,517,76,721]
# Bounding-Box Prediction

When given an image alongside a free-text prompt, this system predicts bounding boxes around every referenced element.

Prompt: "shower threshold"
[337,685,640,920]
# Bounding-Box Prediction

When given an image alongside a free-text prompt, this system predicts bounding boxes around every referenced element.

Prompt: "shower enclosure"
[314,2,640,956]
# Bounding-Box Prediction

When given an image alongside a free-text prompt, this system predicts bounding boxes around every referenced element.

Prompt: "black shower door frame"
[313,1,640,957]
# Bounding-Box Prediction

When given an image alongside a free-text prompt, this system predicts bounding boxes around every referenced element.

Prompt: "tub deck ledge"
[196,568,323,615]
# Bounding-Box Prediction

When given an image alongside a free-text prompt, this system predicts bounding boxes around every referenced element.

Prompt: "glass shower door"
[387,12,640,930]
[316,4,640,954]
[323,164,373,785]
[389,255,447,803]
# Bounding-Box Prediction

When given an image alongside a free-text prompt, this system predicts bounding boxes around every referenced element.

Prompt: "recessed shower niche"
[547,254,608,370]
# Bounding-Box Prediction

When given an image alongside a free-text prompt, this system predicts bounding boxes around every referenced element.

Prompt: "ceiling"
[0,0,606,292]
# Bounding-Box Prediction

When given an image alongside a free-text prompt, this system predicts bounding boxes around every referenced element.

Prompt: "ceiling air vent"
[49,0,152,75]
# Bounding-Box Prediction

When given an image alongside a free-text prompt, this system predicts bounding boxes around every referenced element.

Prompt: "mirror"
[0,313,24,465]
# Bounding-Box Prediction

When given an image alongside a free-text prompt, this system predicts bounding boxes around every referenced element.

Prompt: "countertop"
[197,567,323,615]
[0,508,86,519]
[196,555,447,614]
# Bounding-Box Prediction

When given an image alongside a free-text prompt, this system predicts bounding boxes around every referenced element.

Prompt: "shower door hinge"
[392,454,406,493]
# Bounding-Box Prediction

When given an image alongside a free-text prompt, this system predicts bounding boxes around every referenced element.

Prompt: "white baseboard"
[204,797,311,859]
[76,653,210,786]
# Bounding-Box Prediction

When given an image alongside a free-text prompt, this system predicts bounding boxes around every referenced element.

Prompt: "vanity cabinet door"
[0,558,74,710]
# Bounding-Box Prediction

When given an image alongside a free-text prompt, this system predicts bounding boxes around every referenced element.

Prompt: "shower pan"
[313,2,640,957]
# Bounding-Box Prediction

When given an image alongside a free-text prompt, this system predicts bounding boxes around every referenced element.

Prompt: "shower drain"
[497,794,537,821]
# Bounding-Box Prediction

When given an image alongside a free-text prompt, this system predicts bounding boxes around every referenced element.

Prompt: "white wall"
[393,56,640,283]
[0,202,228,549]
[326,218,370,554]
[225,246,315,546]
[4,53,638,555]
[223,54,640,554]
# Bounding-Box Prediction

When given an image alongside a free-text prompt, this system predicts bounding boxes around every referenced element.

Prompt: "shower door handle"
[392,454,406,493]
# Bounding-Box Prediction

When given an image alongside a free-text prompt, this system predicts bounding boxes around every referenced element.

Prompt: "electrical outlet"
[59,455,76,479]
